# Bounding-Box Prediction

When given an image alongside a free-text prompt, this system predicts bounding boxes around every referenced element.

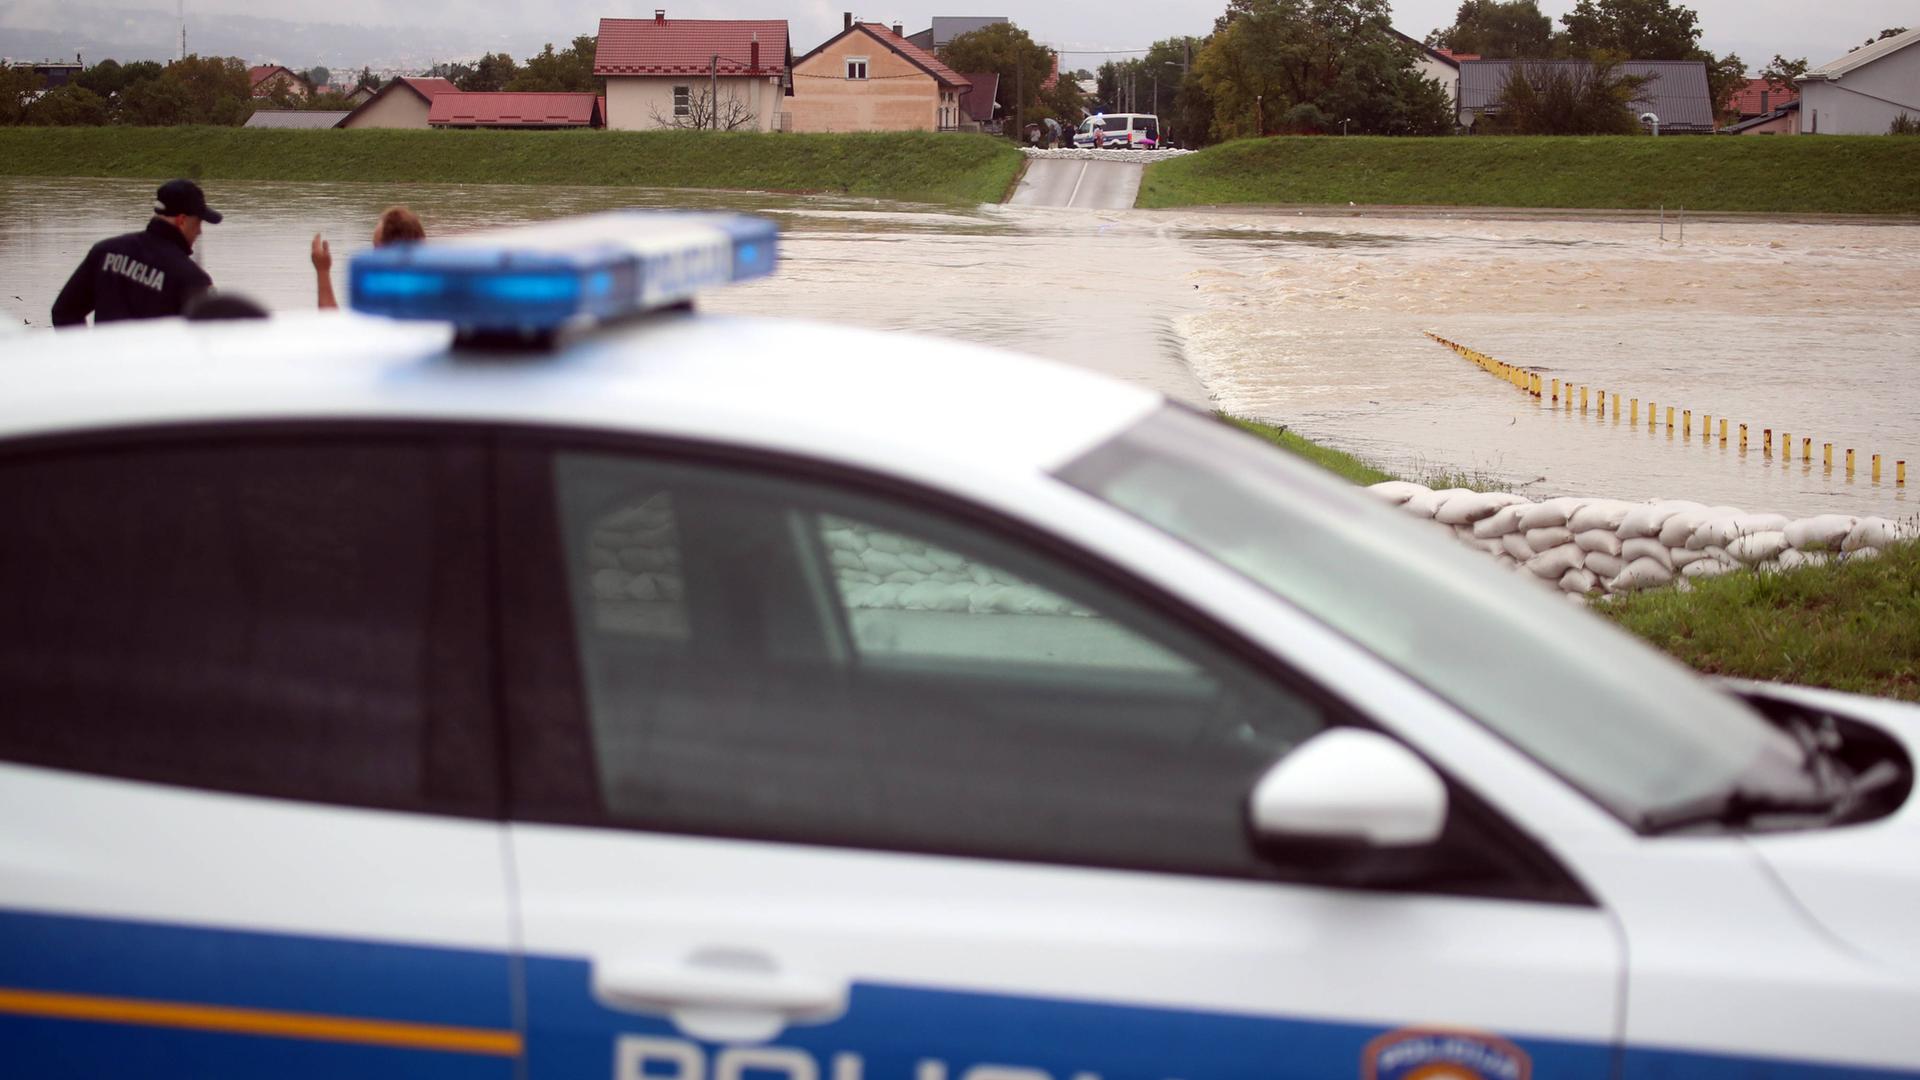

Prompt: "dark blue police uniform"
[50,218,214,327]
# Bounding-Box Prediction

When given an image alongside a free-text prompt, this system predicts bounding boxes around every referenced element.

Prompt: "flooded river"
[3,177,1913,519]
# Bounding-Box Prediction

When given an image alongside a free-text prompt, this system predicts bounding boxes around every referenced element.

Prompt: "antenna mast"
[179,0,186,60]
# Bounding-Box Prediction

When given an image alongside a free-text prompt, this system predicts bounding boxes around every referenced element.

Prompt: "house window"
[846,58,868,80]
[673,85,690,117]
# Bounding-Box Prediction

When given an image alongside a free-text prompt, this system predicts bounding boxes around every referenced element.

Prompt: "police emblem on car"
[1362,1028,1530,1080]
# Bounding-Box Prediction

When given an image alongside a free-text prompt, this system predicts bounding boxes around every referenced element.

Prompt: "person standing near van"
[51,179,220,327]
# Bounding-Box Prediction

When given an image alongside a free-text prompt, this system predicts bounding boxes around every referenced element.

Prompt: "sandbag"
[1728,531,1789,565]
[1658,510,1711,549]
[1670,546,1712,568]
[1566,500,1633,533]
[1846,546,1882,562]
[1502,533,1537,561]
[1404,487,1471,520]
[1473,504,1529,540]
[1582,552,1624,580]
[1559,568,1598,594]
[1690,513,1792,551]
[1784,514,1856,552]
[1574,530,1623,556]
[1473,538,1506,555]
[1368,481,1430,505]
[1681,558,1733,579]
[1618,500,1705,539]
[1609,557,1674,592]
[1621,537,1673,569]
[1845,518,1910,553]
[1435,490,1526,525]
[1527,542,1584,579]
[1516,497,1582,530]
[1525,526,1573,552]
[1777,548,1829,570]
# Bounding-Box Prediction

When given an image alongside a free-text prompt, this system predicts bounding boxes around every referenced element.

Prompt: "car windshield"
[1057,405,1810,827]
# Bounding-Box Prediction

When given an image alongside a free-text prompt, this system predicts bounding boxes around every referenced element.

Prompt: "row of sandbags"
[1369,482,1914,598]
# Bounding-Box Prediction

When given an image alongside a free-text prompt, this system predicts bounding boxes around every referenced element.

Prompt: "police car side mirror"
[1247,729,1447,881]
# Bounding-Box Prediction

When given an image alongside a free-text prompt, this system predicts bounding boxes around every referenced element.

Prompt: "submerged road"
[1008,158,1144,210]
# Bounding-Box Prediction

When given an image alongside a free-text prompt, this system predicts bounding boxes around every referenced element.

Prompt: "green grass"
[1597,541,1920,702]
[1222,414,1397,486]
[1139,135,1920,215]
[0,127,1026,205]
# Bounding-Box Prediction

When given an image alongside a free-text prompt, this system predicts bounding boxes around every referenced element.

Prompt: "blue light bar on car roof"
[347,210,778,337]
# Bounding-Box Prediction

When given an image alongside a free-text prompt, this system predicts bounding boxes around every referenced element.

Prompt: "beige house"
[789,19,972,133]
[594,12,791,132]
[337,77,460,129]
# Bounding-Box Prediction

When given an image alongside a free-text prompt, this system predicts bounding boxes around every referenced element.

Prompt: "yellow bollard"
[1598,389,1606,417]
[1666,406,1675,431]
[1631,398,1639,423]
[1649,401,1657,429]
[1719,418,1728,444]
[1739,424,1748,450]
[1763,427,1772,456]
[1781,431,1790,462]
[1551,378,1559,402]
[1612,392,1621,417]
[1824,442,1833,468]
[1900,460,1908,486]
[1873,454,1882,481]
[1581,386,1589,412]
[1702,413,1711,439]
[1847,449,1855,475]
[1683,410,1691,436]
[1801,437,1811,462]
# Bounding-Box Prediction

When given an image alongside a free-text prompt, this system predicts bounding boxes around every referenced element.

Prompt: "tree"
[505,35,601,93]
[116,55,251,125]
[1854,27,1909,50]
[76,59,128,98]
[940,23,1057,129]
[305,66,330,89]
[456,53,518,92]
[646,84,757,130]
[1193,0,1452,140]
[1700,50,1745,126]
[26,84,111,125]
[1760,53,1806,94]
[1425,1,1554,59]
[355,65,379,91]
[1561,0,1701,60]
[1482,56,1647,133]
[0,66,43,125]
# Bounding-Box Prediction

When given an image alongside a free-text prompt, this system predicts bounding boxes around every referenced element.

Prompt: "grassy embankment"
[1226,414,1919,701]
[0,127,1027,205]
[1140,135,1920,215]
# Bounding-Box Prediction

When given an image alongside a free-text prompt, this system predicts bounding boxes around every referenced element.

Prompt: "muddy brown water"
[3,177,1914,519]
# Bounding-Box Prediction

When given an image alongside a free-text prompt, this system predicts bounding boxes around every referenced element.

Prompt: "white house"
[593,10,791,132]
[1796,27,1920,134]
[1390,29,1470,113]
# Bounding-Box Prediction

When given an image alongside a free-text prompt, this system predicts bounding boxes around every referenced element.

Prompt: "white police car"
[2,212,1917,1080]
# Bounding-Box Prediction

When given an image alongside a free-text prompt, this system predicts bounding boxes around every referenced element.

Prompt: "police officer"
[51,179,222,327]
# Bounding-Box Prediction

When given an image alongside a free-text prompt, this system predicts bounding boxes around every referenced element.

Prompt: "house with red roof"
[594,10,792,132]
[429,92,603,129]
[789,17,973,132]
[248,65,312,100]
[338,76,461,129]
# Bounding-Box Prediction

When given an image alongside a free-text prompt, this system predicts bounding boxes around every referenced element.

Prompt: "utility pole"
[709,53,718,130]
[1255,94,1263,136]
[1015,62,1022,142]
[178,0,186,61]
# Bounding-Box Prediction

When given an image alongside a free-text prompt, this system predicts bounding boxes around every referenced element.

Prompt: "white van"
[1074,113,1159,149]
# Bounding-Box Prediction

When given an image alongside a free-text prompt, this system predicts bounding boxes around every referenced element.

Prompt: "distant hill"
[0,2,528,70]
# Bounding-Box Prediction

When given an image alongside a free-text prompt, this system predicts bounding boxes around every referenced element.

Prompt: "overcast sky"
[4,0,1912,73]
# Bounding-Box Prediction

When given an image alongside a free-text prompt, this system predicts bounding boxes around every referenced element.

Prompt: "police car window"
[0,435,495,816]
[819,513,1194,673]
[537,449,1329,878]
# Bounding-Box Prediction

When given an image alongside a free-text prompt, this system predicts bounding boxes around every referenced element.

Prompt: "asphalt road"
[1008,159,1144,210]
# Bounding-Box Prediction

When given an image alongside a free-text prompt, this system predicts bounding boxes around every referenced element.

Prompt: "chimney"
[844,11,853,30]
[892,22,903,36]
[750,36,760,72]
[654,8,666,23]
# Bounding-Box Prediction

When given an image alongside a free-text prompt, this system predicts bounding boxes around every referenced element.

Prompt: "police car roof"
[3,311,1163,479]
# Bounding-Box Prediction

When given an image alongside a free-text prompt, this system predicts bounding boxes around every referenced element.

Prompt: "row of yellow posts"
[1423,332,1907,486]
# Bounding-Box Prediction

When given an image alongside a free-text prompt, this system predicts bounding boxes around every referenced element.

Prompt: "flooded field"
[3,176,1913,518]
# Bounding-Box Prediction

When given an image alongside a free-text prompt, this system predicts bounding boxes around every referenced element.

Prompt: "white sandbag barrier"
[1368,481,1916,601]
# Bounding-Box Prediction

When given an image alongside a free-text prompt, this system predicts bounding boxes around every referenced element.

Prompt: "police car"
[2,212,1917,1080]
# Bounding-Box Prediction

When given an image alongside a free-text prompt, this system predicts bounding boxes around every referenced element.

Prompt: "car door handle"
[592,949,847,1020]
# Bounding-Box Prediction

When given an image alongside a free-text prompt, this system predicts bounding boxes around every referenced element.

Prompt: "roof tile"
[595,17,790,76]
[428,92,600,126]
